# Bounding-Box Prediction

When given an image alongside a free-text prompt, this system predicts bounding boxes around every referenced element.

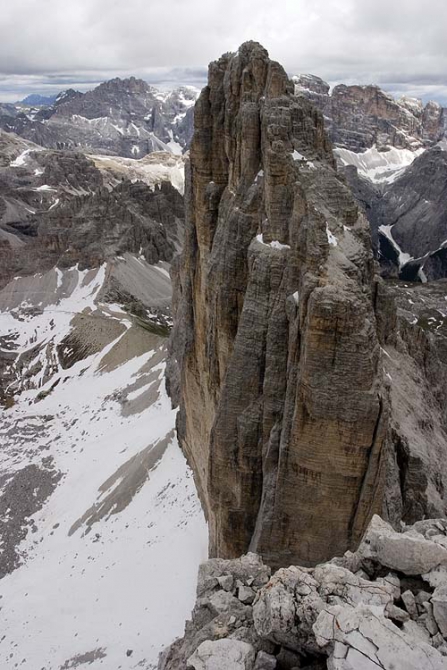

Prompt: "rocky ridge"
[159,515,447,670]
[0,131,185,292]
[0,77,199,159]
[294,74,446,152]
[0,131,186,407]
[293,76,447,281]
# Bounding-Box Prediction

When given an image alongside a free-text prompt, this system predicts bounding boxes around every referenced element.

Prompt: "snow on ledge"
[292,150,316,169]
[10,148,32,167]
[379,224,413,268]
[326,224,338,247]
[256,233,291,250]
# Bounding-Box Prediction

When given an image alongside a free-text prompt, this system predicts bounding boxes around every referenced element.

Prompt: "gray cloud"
[0,0,446,103]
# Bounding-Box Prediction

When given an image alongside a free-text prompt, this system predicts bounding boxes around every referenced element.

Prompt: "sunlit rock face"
[294,74,446,151]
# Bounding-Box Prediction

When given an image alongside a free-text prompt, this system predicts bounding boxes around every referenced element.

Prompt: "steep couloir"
[170,42,389,568]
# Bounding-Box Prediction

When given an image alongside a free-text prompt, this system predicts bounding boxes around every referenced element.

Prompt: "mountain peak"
[170,43,386,568]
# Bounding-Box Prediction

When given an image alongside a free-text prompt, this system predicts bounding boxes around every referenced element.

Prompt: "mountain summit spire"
[170,42,388,567]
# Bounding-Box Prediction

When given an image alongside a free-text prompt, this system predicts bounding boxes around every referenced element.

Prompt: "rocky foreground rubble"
[159,516,447,669]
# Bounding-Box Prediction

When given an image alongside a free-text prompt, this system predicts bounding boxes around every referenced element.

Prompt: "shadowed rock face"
[342,146,447,281]
[0,141,184,290]
[170,42,389,568]
[383,147,447,268]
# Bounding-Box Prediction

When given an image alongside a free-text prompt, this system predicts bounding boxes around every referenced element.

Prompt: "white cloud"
[0,0,446,103]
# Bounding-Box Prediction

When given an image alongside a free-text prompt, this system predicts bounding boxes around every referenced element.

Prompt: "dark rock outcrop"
[170,42,390,568]
[0,134,185,290]
[381,147,447,278]
[342,146,447,280]
[34,179,184,272]
[0,179,183,288]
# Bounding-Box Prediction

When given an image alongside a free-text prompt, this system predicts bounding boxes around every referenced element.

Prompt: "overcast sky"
[1,0,446,103]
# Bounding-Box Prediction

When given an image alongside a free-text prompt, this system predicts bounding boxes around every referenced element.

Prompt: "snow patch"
[292,150,316,169]
[10,148,32,167]
[335,145,424,184]
[35,184,56,192]
[167,139,183,155]
[0,262,207,669]
[326,224,338,247]
[379,224,413,268]
[255,233,290,250]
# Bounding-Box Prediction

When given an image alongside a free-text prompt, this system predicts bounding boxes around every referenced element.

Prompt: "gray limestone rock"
[217,574,234,592]
[296,77,445,151]
[170,39,389,570]
[187,639,256,670]
[238,585,256,604]
[159,518,447,670]
[0,138,185,292]
[0,77,198,158]
[401,590,418,618]
[314,604,447,670]
[357,515,447,575]
[433,586,447,637]
[253,651,277,670]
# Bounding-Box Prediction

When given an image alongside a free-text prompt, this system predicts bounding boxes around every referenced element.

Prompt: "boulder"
[358,515,447,575]
[433,586,447,637]
[187,639,256,670]
[313,604,447,670]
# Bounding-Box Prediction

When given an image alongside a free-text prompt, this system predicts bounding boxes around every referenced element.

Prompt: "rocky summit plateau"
[1,34,447,670]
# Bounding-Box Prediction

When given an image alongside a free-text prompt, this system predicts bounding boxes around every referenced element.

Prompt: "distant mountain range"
[1,76,199,159]
[3,71,447,281]
[18,93,60,106]
[295,74,447,281]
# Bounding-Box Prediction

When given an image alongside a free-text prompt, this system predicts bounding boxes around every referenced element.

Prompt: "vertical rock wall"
[170,42,389,567]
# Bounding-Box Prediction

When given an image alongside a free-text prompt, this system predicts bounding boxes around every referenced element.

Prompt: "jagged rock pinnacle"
[169,43,388,567]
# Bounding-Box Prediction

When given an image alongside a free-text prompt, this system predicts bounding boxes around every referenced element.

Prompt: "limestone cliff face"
[171,42,389,568]
[294,75,446,151]
[0,141,184,291]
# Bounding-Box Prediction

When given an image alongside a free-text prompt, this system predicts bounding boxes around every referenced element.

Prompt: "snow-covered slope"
[335,145,424,184]
[92,151,186,195]
[0,262,207,669]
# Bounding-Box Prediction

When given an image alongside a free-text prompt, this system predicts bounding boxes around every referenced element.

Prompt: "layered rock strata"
[170,42,390,568]
[294,75,446,151]
[0,78,197,158]
[0,141,184,290]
